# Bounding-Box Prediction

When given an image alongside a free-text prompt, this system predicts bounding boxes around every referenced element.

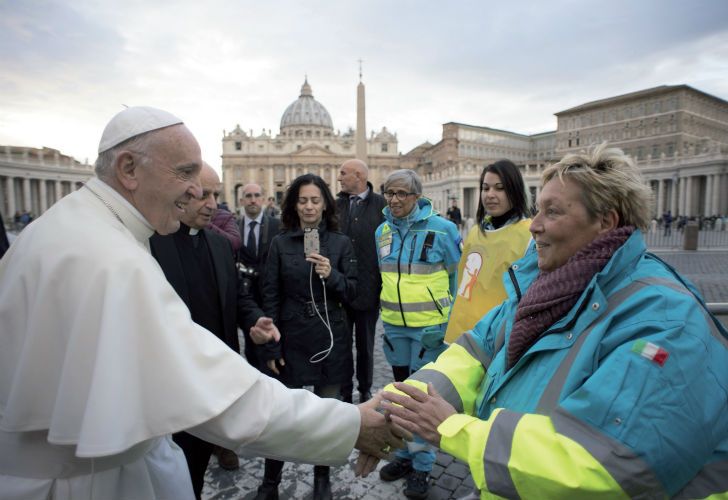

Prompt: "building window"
[652,145,659,158]
[381,143,389,152]
[297,145,301,150]
[667,143,674,157]
[235,141,242,151]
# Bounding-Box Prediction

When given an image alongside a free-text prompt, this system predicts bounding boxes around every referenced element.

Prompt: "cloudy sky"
[2,0,727,170]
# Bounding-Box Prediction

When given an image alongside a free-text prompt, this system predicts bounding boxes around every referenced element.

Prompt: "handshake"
[353,391,412,477]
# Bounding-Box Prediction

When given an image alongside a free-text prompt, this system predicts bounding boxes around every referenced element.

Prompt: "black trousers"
[341,307,379,396]
[173,431,214,500]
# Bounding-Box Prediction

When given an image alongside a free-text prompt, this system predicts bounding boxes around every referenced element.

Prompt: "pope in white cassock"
[0,107,404,499]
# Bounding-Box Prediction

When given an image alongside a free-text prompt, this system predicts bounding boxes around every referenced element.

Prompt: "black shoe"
[313,473,332,500]
[379,458,413,482]
[253,479,279,500]
[359,390,372,403]
[404,470,430,499]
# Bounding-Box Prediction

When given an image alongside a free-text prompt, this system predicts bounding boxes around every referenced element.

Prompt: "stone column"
[670,179,678,215]
[685,176,693,217]
[55,180,63,203]
[704,175,713,216]
[22,177,31,212]
[711,174,720,217]
[39,179,48,214]
[267,166,274,197]
[6,177,16,217]
[678,177,686,216]
[656,179,665,217]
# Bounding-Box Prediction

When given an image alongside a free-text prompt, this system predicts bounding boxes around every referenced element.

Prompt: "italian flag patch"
[631,340,669,367]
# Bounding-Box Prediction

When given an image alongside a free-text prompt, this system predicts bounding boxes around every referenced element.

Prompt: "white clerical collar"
[188,227,200,236]
[244,213,264,225]
[87,177,155,244]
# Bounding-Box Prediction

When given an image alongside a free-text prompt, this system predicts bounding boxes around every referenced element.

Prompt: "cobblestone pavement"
[203,250,728,500]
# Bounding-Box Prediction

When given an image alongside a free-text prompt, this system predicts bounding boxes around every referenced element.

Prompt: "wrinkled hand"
[266,358,285,375]
[353,392,412,477]
[380,382,456,447]
[250,316,280,344]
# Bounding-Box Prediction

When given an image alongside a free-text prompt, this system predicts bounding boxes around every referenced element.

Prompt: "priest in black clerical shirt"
[150,163,276,499]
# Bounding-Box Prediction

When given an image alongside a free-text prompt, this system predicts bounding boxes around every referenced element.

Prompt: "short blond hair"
[542,143,652,230]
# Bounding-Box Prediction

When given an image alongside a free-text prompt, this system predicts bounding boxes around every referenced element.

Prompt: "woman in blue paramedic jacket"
[375,169,461,499]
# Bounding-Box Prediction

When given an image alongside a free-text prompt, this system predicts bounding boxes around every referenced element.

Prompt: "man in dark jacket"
[150,164,279,498]
[237,182,280,367]
[336,159,386,403]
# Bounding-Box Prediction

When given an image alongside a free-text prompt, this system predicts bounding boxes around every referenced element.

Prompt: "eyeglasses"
[384,190,416,201]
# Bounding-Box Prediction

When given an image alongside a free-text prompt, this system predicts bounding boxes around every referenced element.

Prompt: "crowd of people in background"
[1,106,727,500]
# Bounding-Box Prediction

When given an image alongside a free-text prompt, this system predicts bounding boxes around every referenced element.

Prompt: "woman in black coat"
[256,173,357,500]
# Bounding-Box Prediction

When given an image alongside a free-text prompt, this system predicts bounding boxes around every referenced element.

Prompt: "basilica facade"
[221,78,400,208]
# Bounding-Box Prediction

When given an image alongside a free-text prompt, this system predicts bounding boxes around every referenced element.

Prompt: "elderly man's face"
[242,184,263,218]
[338,162,360,194]
[131,125,203,235]
[181,165,220,230]
[530,177,603,272]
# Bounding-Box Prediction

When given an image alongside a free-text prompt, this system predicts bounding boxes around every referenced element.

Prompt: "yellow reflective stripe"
[380,262,446,274]
[509,410,631,499]
[674,461,728,499]
[438,412,494,492]
[417,344,484,415]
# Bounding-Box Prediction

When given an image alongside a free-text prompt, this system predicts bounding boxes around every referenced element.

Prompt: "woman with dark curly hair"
[257,173,357,500]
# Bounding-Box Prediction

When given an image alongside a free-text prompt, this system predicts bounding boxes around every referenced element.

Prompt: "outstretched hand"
[353,391,412,477]
[250,316,280,344]
[380,382,456,447]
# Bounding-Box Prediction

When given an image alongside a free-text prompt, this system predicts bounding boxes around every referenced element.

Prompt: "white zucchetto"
[98,106,183,153]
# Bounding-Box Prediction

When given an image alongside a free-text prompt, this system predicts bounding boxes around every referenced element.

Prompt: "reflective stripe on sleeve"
[673,460,728,499]
[412,344,485,415]
[409,368,464,413]
[483,409,524,499]
[550,407,664,497]
[454,331,492,369]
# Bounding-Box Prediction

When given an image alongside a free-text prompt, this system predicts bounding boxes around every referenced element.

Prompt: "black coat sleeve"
[236,274,264,334]
[260,234,283,361]
[325,235,358,305]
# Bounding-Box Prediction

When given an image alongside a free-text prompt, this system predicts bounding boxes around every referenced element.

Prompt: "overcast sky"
[2,0,727,171]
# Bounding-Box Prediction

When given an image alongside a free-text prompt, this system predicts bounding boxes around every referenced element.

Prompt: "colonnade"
[653,172,727,218]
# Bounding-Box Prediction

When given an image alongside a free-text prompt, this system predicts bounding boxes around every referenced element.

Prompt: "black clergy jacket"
[150,227,264,354]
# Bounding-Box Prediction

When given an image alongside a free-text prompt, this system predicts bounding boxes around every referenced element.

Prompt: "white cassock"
[0,177,360,500]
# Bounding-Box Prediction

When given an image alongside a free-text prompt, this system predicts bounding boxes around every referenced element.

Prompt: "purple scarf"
[506,226,634,369]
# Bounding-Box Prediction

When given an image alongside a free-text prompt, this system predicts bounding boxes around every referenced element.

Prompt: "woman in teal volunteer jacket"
[381,144,728,499]
[375,169,461,499]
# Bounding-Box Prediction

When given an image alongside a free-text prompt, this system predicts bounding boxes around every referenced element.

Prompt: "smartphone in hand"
[304,228,320,256]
